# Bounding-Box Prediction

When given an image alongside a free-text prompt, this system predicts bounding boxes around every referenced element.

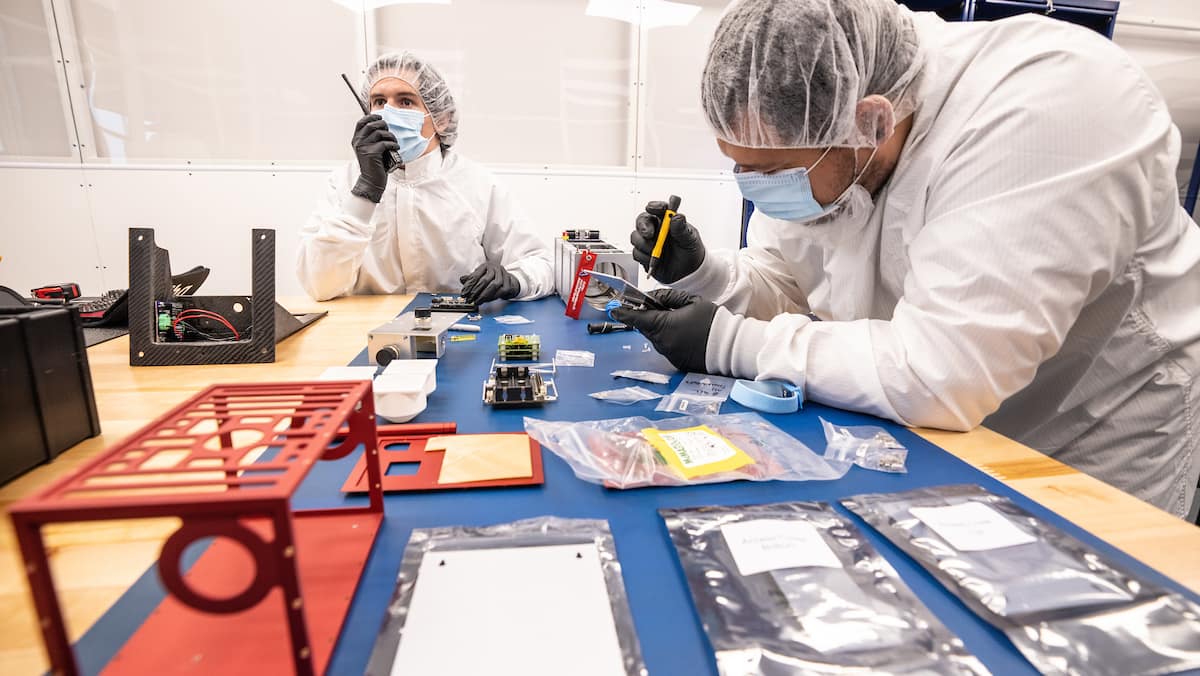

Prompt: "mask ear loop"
[806,145,836,173]
[825,144,879,208]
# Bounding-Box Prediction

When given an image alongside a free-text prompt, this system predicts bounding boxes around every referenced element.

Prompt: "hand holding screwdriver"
[630,198,706,284]
[647,195,681,277]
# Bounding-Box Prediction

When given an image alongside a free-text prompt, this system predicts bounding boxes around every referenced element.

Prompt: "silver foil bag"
[842,484,1200,676]
[365,516,647,676]
[660,501,990,676]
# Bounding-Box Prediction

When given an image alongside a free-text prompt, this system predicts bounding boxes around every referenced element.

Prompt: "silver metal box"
[553,231,638,308]
[367,311,464,364]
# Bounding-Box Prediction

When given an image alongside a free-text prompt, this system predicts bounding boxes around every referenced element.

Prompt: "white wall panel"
[0,167,104,292]
[630,174,743,252]
[498,172,639,243]
[50,165,742,299]
[1116,0,1200,22]
[493,170,743,286]
[1114,11,1200,194]
[81,167,333,295]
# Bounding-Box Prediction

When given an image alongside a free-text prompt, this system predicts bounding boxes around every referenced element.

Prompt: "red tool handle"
[31,283,81,300]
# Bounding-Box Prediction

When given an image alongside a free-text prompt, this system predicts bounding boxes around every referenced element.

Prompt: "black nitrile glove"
[611,288,717,373]
[350,114,399,203]
[630,201,706,284]
[460,262,522,304]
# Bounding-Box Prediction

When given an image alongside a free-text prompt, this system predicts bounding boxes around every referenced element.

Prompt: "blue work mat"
[73,295,1200,676]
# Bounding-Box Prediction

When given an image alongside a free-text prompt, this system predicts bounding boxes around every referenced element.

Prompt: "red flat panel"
[342,431,544,494]
[102,511,381,676]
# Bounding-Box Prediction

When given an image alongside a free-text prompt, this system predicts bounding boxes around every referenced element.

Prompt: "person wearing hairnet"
[297,52,554,304]
[614,0,1200,519]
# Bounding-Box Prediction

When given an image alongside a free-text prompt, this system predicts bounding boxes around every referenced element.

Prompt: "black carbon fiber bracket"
[128,228,322,366]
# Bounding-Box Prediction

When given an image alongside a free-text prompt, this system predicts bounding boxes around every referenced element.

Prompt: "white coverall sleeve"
[481,178,555,300]
[707,54,1164,431]
[672,210,813,318]
[295,164,378,301]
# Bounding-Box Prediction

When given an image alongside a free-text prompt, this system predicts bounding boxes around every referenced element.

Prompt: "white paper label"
[679,373,734,399]
[721,519,841,576]
[909,502,1037,552]
[656,429,736,468]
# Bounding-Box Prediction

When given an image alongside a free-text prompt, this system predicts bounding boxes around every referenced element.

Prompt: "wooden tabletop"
[1,294,1197,674]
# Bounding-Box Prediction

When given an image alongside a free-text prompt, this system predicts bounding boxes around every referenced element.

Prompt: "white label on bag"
[909,502,1037,551]
[679,373,734,399]
[721,519,841,576]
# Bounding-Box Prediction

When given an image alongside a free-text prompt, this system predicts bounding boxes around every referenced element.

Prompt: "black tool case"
[0,306,100,484]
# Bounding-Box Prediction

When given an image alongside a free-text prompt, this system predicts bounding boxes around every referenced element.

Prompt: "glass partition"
[0,0,76,158]
[68,0,365,162]
[373,0,635,167]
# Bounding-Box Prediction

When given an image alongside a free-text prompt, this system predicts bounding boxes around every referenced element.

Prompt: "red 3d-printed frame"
[8,381,384,676]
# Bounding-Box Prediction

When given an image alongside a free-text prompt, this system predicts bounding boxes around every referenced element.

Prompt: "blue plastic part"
[1186,141,1199,217]
[740,199,754,249]
[730,379,802,414]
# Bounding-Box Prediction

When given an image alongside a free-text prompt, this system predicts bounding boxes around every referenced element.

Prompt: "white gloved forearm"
[672,250,735,302]
[704,306,772,380]
[705,309,911,426]
[503,257,553,300]
[296,180,378,301]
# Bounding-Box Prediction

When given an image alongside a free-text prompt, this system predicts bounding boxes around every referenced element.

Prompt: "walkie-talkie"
[341,73,403,168]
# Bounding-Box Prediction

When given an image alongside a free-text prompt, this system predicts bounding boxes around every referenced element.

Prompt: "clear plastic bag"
[820,417,908,474]
[554,349,595,367]
[365,516,647,676]
[589,385,663,405]
[842,484,1200,676]
[493,314,534,325]
[656,373,734,415]
[524,412,850,489]
[610,369,672,385]
[661,501,990,676]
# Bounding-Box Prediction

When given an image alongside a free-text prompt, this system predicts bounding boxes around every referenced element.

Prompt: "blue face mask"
[734,147,838,222]
[378,105,433,163]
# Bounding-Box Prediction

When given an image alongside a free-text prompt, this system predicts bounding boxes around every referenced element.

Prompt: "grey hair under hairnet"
[701,0,924,149]
[361,52,459,147]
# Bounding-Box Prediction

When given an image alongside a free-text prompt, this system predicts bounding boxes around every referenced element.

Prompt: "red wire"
[172,310,241,340]
[174,309,234,327]
[174,312,239,340]
[176,310,239,336]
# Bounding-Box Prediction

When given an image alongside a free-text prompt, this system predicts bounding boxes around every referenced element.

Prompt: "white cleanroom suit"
[689,12,1200,516]
[297,149,555,302]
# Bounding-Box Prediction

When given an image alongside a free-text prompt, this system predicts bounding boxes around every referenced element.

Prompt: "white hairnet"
[701,0,924,149]
[361,52,459,147]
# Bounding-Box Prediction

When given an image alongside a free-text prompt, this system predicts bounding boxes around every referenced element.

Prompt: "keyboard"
[76,289,125,319]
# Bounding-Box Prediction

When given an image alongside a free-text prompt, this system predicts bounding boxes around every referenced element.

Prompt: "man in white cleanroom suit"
[614,0,1200,518]
[297,52,554,305]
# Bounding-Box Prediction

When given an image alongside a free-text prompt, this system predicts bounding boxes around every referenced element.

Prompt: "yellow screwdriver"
[647,194,682,278]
